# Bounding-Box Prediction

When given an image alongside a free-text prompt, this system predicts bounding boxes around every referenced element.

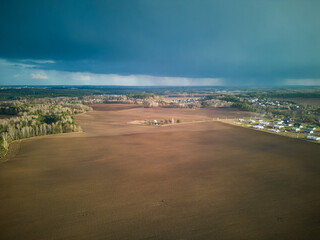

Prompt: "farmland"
[2,0,320,238]
[0,104,319,239]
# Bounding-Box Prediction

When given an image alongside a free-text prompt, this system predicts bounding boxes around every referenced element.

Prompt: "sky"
[0,0,319,86]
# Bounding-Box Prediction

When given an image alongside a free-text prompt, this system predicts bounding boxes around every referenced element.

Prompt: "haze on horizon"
[0,0,319,86]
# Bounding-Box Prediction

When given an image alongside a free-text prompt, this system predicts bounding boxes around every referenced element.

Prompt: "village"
[236,117,320,141]
[248,98,298,108]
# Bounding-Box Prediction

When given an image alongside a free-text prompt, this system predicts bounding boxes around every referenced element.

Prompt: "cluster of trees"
[221,95,240,103]
[78,95,131,104]
[241,89,320,99]
[78,94,166,107]
[0,100,92,158]
[201,94,239,108]
[266,91,320,99]
[1,86,217,100]
[164,102,201,109]
[130,93,156,99]
[231,102,255,112]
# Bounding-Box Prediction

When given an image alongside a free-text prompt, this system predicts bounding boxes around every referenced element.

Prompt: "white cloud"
[68,72,223,86]
[35,71,223,85]
[31,72,48,79]
[72,73,91,81]
[20,59,55,64]
[0,58,224,85]
[0,58,36,69]
[285,79,320,86]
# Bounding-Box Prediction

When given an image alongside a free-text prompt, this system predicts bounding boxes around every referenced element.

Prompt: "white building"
[268,129,280,133]
[306,136,320,141]
[304,129,314,133]
[291,127,300,132]
[253,125,264,129]
[306,126,316,130]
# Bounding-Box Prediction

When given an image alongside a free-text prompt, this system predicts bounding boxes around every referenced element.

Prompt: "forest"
[0,98,91,158]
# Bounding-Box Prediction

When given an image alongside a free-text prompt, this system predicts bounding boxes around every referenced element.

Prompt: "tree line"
[0,99,92,158]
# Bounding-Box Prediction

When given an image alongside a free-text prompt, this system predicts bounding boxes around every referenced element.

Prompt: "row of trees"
[231,102,255,112]
[0,100,91,158]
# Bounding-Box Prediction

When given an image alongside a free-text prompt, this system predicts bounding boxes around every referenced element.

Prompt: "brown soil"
[0,104,319,240]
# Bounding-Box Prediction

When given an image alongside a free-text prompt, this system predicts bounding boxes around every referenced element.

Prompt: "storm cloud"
[0,0,319,85]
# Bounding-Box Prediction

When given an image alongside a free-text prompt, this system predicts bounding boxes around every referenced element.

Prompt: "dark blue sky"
[0,0,319,85]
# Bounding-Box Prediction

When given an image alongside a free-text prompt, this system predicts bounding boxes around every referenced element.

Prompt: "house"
[283,119,292,126]
[304,129,314,133]
[293,123,303,128]
[250,98,259,103]
[248,119,256,124]
[291,127,300,132]
[153,120,158,124]
[260,121,270,126]
[306,136,320,141]
[253,125,264,129]
[238,118,244,122]
[274,125,284,129]
[306,126,316,130]
[268,129,280,133]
